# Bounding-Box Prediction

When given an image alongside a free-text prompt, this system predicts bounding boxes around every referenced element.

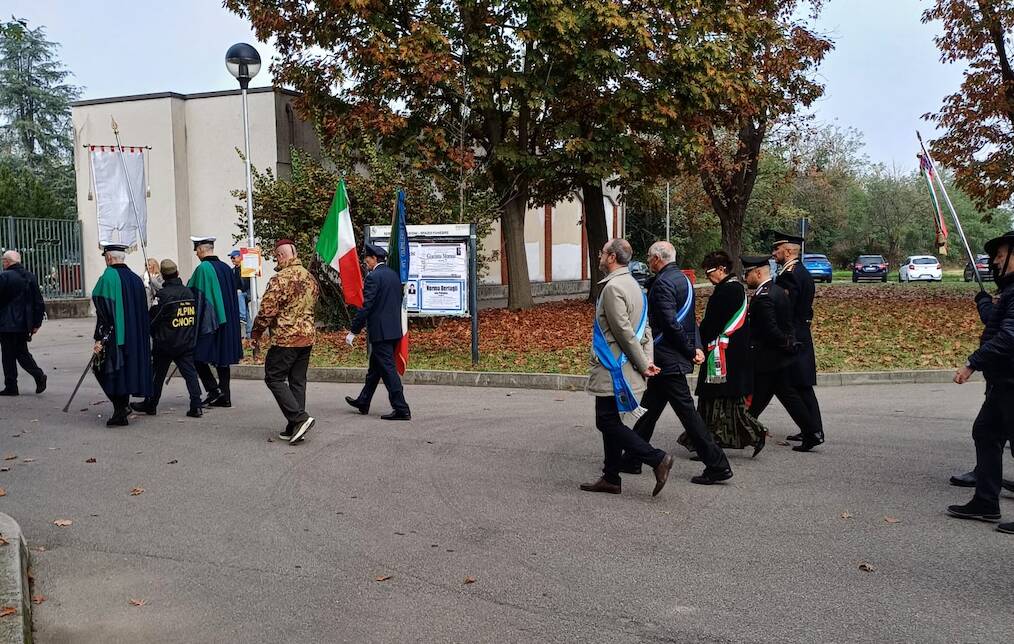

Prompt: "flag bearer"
[344,243,411,421]
[91,244,152,426]
[188,236,244,408]
[948,231,1014,535]
[251,239,320,444]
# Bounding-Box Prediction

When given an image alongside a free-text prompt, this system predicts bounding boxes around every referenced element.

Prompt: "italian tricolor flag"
[316,179,364,307]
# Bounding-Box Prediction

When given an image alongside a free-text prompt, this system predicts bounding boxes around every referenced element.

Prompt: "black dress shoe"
[202,389,223,407]
[0,388,18,396]
[381,411,411,421]
[786,433,803,442]
[950,470,977,487]
[130,401,157,415]
[997,521,1014,534]
[208,397,232,408]
[106,413,129,427]
[946,501,1001,523]
[35,374,47,394]
[187,407,202,418]
[752,434,766,458]
[792,434,824,452]
[691,467,734,485]
[345,396,368,415]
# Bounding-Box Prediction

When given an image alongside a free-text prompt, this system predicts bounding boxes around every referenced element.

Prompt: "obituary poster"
[416,243,467,279]
[419,280,464,314]
[404,280,420,311]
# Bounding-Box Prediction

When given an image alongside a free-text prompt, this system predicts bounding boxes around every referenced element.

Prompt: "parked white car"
[899,255,942,282]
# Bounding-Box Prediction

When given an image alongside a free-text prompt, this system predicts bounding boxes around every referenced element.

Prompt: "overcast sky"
[9,0,966,171]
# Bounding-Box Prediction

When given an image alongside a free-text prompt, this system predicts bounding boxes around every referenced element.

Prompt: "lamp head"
[225,43,262,89]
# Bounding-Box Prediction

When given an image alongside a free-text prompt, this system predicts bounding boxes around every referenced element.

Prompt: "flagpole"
[110,117,150,271]
[917,131,985,292]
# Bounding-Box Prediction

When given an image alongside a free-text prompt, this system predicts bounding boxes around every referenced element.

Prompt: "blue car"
[803,253,833,283]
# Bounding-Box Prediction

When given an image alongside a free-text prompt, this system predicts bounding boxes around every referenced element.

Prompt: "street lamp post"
[225,42,262,322]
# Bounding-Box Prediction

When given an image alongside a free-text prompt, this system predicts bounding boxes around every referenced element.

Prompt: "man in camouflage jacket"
[252,239,320,444]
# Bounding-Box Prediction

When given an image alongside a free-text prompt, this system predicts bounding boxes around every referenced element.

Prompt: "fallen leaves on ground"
[31,595,45,605]
[840,511,853,519]
[128,599,146,607]
[240,286,984,375]
[463,577,477,585]
[2,453,14,461]
[884,516,901,524]
[0,535,8,546]
[52,519,72,527]
[22,458,34,463]
[0,487,5,497]
[129,487,144,496]
[858,562,875,572]
[374,575,392,582]
[0,606,16,618]
[85,458,96,463]
[167,459,178,465]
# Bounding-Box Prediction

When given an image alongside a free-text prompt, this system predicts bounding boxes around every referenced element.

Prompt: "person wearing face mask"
[947,231,1014,534]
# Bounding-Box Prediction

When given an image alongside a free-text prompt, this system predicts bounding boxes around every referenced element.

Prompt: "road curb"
[232,365,975,391]
[0,513,31,644]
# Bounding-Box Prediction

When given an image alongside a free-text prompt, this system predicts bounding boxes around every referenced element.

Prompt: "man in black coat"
[0,250,46,395]
[742,255,823,451]
[623,241,732,485]
[771,232,824,443]
[344,243,411,420]
[130,259,204,419]
[948,231,1014,534]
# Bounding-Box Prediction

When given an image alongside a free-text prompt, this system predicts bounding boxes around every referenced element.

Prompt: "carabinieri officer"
[770,231,824,446]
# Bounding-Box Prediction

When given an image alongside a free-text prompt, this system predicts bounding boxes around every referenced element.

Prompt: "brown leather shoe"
[579,478,621,494]
[652,453,674,497]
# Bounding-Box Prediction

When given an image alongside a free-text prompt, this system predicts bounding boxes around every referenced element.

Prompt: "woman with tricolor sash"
[694,251,767,456]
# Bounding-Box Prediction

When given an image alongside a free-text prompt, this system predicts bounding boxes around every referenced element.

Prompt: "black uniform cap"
[984,231,1014,257]
[741,255,771,269]
[363,242,388,260]
[770,231,805,249]
[101,244,128,255]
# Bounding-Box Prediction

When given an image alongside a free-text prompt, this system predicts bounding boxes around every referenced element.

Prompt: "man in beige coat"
[581,238,675,496]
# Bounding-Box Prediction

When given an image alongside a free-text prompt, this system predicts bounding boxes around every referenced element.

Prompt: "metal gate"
[0,217,85,299]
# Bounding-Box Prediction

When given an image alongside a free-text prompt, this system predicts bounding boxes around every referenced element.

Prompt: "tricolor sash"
[593,293,649,413]
[705,287,748,384]
[653,272,694,345]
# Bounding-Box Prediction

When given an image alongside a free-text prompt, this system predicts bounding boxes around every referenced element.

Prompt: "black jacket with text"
[149,277,198,356]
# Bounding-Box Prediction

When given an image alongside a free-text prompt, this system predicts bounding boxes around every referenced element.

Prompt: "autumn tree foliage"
[923,1,1014,210]
[674,1,833,268]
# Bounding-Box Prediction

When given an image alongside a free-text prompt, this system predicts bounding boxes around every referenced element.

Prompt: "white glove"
[345,332,356,347]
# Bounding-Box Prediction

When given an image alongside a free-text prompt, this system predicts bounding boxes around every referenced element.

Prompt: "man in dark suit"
[742,255,822,452]
[622,241,732,485]
[0,250,47,395]
[344,243,411,420]
[771,232,824,444]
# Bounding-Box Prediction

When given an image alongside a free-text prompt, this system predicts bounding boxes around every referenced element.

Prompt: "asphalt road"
[1,319,1012,643]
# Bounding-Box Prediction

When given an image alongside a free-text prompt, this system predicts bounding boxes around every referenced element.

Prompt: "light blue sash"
[593,293,649,413]
[653,272,694,345]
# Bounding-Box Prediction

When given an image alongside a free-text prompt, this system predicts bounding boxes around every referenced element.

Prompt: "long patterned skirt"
[679,396,767,450]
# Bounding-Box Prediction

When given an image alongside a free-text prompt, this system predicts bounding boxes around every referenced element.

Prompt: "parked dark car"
[802,253,833,283]
[629,261,650,289]
[964,254,994,282]
[852,254,888,282]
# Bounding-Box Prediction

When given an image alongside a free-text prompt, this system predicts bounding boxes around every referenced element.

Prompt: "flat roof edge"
[72,86,299,108]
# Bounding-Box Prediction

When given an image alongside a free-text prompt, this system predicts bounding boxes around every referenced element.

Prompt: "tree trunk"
[582,180,609,301]
[719,207,746,275]
[502,190,534,310]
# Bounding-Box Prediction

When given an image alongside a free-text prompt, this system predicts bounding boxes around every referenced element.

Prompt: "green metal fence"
[1,216,85,299]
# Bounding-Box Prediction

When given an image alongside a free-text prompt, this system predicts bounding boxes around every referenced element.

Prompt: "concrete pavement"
[0,319,1012,643]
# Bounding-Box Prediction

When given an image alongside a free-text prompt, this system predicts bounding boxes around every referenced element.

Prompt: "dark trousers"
[596,395,665,485]
[632,373,730,472]
[798,385,824,435]
[972,384,1014,510]
[356,340,409,414]
[196,363,231,399]
[148,351,202,410]
[749,368,820,439]
[0,332,44,390]
[264,345,312,426]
